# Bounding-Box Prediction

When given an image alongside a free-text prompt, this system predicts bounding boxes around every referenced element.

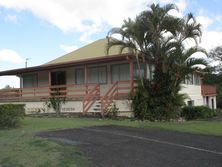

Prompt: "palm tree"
[107,3,207,120]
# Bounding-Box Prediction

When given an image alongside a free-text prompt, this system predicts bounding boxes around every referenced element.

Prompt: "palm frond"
[183,47,207,62]
[186,58,208,68]
[163,3,179,13]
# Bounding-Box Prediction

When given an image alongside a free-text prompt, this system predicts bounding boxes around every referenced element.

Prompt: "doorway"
[50,71,66,96]
[211,98,215,110]
[51,71,66,86]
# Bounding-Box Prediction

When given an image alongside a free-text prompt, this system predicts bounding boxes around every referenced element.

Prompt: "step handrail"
[101,81,118,116]
[82,84,100,113]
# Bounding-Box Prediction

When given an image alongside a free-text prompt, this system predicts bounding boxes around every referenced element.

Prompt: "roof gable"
[47,38,130,65]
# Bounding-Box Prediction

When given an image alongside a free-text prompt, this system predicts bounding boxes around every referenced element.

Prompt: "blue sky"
[0,0,222,88]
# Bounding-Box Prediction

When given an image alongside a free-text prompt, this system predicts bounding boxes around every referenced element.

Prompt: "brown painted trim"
[0,53,134,76]
[84,65,88,84]
[129,61,134,91]
[48,71,51,87]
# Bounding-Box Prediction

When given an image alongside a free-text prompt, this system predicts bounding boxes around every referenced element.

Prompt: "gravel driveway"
[38,125,222,167]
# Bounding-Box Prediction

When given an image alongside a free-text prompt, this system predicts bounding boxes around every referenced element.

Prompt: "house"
[0,38,217,116]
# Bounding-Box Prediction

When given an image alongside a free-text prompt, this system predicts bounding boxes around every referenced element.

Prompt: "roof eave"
[0,53,134,76]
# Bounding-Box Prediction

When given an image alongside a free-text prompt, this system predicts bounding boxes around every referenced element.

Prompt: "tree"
[208,46,222,72]
[107,3,207,120]
[3,85,12,89]
[203,46,222,108]
[203,72,222,108]
[209,46,222,62]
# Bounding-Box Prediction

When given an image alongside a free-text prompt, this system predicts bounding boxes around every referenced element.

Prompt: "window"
[187,74,193,85]
[111,64,129,82]
[75,68,84,84]
[22,74,38,88]
[184,74,201,85]
[187,100,194,106]
[134,63,145,79]
[193,74,201,85]
[88,66,107,84]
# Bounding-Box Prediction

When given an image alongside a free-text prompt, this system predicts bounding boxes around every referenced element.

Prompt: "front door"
[50,71,66,96]
[51,71,66,86]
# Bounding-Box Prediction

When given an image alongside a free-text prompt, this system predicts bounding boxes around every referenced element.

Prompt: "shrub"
[181,106,214,120]
[106,104,119,119]
[131,78,185,121]
[45,90,66,116]
[0,104,25,128]
[130,80,152,120]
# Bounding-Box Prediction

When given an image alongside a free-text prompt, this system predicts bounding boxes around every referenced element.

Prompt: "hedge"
[0,104,25,128]
[181,106,215,120]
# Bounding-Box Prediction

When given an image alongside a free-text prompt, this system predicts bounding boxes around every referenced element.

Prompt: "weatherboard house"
[0,38,217,116]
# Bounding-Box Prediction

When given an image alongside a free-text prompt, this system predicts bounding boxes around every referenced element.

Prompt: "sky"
[0,0,222,88]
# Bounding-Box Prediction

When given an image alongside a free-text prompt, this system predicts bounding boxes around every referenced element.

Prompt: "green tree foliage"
[131,79,185,120]
[130,80,151,120]
[208,46,222,62]
[207,46,222,72]
[203,46,222,108]
[107,3,207,120]
[45,90,66,116]
[3,85,13,89]
[203,72,222,108]
[106,104,119,119]
[0,104,25,128]
[181,106,214,120]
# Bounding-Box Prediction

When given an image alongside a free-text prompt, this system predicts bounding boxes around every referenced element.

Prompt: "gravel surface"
[38,125,222,167]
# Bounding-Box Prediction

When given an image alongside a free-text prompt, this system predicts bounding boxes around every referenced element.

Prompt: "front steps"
[88,100,101,113]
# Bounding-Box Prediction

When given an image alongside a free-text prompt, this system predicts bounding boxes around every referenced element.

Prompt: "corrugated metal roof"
[0,38,133,76]
[47,38,130,65]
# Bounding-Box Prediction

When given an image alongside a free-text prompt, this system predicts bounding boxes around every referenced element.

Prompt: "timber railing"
[82,84,100,114]
[101,81,132,116]
[0,84,98,102]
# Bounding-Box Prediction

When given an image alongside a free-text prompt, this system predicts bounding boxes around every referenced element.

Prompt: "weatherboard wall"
[180,84,203,106]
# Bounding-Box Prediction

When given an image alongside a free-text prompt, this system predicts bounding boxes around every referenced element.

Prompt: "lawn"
[0,117,222,167]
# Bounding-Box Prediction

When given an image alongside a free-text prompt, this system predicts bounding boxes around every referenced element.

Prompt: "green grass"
[130,120,222,136]
[0,117,222,167]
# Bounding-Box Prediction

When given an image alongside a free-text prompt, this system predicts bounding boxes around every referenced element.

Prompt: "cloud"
[60,44,78,53]
[0,49,24,64]
[0,0,149,33]
[0,0,188,43]
[4,14,18,23]
[167,0,186,18]
[80,23,101,43]
[196,16,213,30]
[195,14,222,51]
[195,15,222,51]
[200,31,222,51]
[1,0,221,52]
[176,0,186,12]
